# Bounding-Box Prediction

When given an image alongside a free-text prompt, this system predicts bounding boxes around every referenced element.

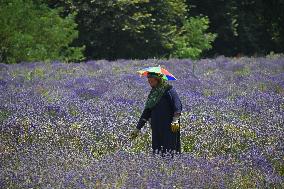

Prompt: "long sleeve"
[168,88,182,116]
[136,108,151,130]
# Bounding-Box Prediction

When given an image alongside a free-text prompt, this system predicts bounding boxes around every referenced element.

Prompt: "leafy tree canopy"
[0,0,84,63]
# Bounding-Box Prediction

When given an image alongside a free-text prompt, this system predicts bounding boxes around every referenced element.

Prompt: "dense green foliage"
[171,16,217,59]
[1,0,283,62]
[45,0,215,60]
[187,0,284,56]
[0,0,84,63]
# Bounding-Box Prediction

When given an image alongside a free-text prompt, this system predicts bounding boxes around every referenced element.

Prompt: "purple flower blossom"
[0,57,284,188]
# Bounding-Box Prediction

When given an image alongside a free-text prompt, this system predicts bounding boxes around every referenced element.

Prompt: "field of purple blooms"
[0,56,284,188]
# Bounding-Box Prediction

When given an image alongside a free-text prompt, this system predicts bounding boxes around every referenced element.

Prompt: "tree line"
[0,0,283,63]
[187,0,284,57]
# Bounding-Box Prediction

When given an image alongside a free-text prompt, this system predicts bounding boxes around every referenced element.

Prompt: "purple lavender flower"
[0,57,283,188]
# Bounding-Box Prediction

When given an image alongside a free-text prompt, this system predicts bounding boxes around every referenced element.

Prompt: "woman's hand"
[171,116,180,133]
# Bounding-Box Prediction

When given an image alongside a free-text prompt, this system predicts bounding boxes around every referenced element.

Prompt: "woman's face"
[148,77,159,88]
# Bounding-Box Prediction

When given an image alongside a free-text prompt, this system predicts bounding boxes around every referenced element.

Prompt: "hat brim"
[147,72,163,79]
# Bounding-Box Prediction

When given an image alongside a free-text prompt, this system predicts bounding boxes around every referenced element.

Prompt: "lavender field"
[0,57,284,188]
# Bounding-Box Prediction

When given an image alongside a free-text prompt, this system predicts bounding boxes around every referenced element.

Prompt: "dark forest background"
[187,0,284,57]
[1,0,284,63]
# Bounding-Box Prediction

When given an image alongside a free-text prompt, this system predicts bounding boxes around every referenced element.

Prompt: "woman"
[130,72,182,156]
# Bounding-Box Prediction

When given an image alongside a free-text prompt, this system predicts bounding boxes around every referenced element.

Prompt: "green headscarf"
[144,73,172,109]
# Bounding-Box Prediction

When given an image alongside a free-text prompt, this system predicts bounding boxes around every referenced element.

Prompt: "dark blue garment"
[136,85,182,156]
